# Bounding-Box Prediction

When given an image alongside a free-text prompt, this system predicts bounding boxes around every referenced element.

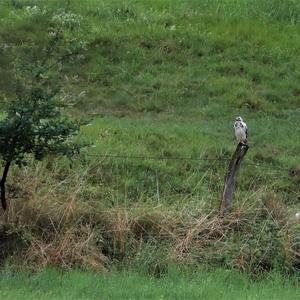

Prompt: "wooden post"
[221,142,249,213]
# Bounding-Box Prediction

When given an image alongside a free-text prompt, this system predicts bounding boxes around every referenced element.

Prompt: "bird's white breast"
[234,121,246,140]
[235,127,246,139]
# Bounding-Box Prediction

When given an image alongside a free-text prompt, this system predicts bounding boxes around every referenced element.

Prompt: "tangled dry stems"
[0,166,299,275]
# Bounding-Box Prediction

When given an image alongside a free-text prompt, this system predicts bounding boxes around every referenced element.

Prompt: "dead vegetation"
[0,164,299,276]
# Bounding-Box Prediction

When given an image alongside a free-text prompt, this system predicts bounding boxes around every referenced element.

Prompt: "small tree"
[0,8,86,210]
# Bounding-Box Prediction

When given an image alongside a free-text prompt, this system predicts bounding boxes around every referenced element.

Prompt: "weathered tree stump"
[221,142,249,214]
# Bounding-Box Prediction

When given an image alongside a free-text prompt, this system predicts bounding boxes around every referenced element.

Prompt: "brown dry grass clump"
[0,166,299,276]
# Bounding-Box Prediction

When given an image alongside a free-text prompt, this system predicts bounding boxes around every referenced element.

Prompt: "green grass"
[1,0,298,203]
[0,268,299,300]
[0,0,299,275]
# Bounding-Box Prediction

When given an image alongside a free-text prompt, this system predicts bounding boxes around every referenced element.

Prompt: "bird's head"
[235,116,243,122]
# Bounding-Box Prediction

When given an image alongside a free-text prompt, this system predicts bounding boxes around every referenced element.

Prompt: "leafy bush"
[0,8,86,209]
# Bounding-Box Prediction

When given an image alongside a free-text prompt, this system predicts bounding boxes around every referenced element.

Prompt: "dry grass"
[0,164,298,275]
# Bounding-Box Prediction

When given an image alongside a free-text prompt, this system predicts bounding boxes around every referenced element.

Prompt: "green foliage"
[201,211,289,274]
[0,7,86,209]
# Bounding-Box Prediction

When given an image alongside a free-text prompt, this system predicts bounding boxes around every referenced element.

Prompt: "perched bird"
[296,212,300,220]
[234,116,248,144]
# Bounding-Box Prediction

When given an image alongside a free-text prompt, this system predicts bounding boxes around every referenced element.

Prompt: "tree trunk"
[0,161,11,210]
[221,143,249,214]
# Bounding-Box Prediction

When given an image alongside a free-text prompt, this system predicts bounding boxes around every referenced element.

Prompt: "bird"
[296,212,300,220]
[234,116,248,144]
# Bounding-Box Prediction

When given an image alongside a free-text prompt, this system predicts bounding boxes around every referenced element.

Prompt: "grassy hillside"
[0,0,299,274]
